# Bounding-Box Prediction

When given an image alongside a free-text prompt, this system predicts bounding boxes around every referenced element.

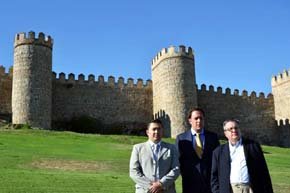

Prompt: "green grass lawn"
[0,128,289,193]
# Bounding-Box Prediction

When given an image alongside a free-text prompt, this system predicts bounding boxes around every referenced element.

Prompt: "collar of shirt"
[191,128,204,136]
[229,138,242,151]
[148,140,161,147]
[190,128,205,149]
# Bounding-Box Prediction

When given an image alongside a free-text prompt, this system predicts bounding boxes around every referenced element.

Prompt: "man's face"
[189,110,204,132]
[146,122,163,143]
[224,121,241,144]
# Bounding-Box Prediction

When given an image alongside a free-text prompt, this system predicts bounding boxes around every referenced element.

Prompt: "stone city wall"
[275,119,290,147]
[1,30,290,146]
[1,69,290,146]
[197,84,276,145]
[0,66,12,116]
[51,72,153,131]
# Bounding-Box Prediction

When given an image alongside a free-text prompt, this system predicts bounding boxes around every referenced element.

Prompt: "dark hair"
[223,118,240,130]
[188,107,205,119]
[147,119,163,129]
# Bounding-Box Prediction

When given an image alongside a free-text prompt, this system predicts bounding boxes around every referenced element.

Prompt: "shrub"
[69,116,104,134]
[0,123,32,130]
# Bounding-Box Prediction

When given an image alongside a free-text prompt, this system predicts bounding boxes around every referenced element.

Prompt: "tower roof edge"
[14,31,53,49]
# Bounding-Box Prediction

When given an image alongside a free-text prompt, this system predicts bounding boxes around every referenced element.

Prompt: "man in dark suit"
[211,119,273,193]
[176,108,220,193]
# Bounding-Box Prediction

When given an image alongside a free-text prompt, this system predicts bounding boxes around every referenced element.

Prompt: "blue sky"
[0,0,289,94]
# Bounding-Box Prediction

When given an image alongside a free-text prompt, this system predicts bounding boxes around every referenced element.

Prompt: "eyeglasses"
[224,127,239,132]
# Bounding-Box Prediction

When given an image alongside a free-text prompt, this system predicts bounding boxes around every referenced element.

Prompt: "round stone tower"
[12,31,53,129]
[152,45,197,138]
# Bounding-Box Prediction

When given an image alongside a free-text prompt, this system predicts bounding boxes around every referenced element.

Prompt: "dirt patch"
[30,159,112,172]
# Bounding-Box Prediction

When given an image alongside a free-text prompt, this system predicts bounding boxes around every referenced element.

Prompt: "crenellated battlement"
[14,31,53,49]
[271,69,290,87]
[275,119,290,147]
[52,72,152,89]
[0,65,7,76]
[151,45,194,68]
[0,65,13,77]
[276,119,290,126]
[197,84,273,100]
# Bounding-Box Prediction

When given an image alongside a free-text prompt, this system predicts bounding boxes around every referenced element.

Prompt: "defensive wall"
[0,66,12,117]
[51,73,152,131]
[0,31,289,147]
[275,119,290,147]
[1,66,286,146]
[0,67,153,131]
[197,84,277,145]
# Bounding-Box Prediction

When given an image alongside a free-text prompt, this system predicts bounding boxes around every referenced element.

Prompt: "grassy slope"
[0,129,289,193]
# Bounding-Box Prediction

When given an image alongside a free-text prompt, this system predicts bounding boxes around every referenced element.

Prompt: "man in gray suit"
[130,119,180,193]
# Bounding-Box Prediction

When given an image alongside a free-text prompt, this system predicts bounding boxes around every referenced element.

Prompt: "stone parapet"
[152,45,194,69]
[197,84,273,100]
[275,119,290,147]
[0,66,13,77]
[52,72,152,89]
[271,69,290,87]
[14,31,53,49]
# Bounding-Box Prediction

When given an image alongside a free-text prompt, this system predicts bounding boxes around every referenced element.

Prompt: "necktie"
[153,144,160,180]
[153,144,160,161]
[195,133,203,158]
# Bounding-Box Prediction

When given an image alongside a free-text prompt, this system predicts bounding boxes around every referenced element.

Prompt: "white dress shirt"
[229,138,250,184]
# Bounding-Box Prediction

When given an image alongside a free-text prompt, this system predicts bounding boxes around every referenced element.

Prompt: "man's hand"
[148,181,163,193]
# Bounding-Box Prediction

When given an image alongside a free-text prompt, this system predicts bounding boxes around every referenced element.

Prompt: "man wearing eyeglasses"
[211,119,273,193]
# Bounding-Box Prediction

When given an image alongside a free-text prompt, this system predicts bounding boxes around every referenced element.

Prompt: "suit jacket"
[176,130,220,193]
[129,141,180,193]
[211,137,273,193]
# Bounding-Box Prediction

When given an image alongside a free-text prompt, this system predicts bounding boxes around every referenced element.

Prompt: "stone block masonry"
[12,32,52,129]
[51,73,152,131]
[152,45,197,138]
[197,84,276,145]
[272,69,290,122]
[0,66,12,115]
